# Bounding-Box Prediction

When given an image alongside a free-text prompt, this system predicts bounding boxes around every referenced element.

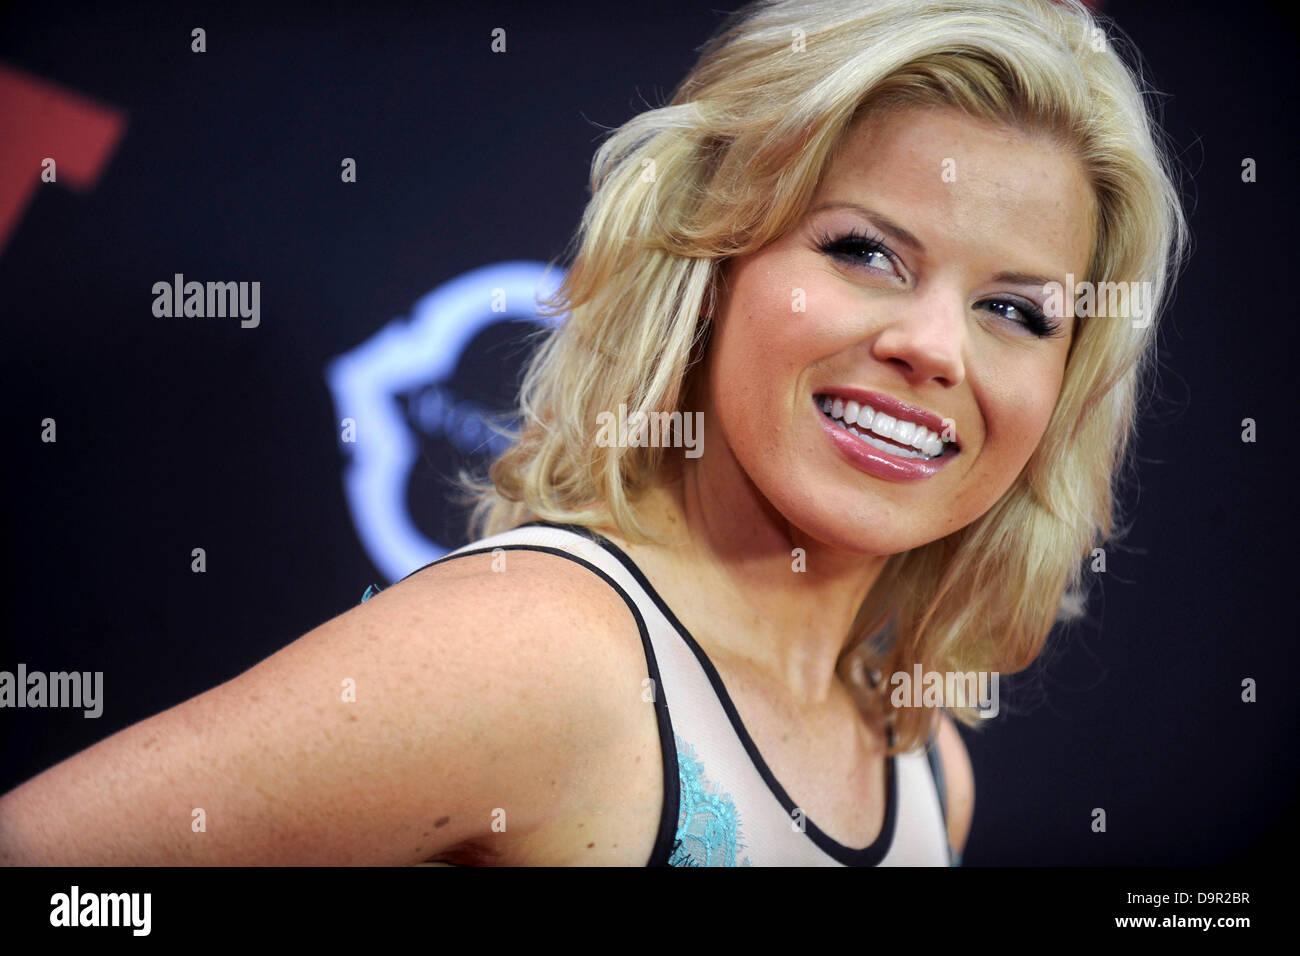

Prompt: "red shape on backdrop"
[0,62,127,256]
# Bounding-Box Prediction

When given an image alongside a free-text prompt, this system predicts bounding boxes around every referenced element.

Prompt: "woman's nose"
[868,288,967,388]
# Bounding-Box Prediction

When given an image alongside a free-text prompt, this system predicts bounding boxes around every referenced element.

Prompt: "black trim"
[407,541,680,868]
[926,731,948,827]
[925,730,954,866]
[518,520,898,867]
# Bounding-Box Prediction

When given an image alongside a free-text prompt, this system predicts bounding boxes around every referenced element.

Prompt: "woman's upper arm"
[0,549,642,865]
[936,712,975,859]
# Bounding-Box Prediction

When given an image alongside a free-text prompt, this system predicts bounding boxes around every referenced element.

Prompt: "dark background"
[1,0,1296,867]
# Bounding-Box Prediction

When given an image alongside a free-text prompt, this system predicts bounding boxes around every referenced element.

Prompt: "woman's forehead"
[812,106,1097,280]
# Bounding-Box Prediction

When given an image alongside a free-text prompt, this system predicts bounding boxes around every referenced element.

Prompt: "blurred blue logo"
[326,261,564,582]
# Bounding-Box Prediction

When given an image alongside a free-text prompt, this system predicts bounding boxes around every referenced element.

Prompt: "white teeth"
[816,394,954,460]
[870,414,896,441]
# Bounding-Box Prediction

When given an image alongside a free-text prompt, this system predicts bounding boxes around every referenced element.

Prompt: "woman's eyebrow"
[991,270,1059,289]
[811,199,1060,289]
[809,200,926,252]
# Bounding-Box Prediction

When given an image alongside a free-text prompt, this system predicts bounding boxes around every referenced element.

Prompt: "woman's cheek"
[987,382,1058,475]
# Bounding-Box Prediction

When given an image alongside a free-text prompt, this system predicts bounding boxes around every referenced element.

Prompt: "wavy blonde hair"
[459,0,1189,753]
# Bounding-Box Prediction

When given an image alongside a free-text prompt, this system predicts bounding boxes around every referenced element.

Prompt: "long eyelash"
[983,300,1063,338]
[816,228,896,271]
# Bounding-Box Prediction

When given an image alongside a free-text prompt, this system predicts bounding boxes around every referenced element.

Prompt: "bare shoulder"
[934,712,975,858]
[401,545,648,694]
[395,542,655,746]
[396,547,655,861]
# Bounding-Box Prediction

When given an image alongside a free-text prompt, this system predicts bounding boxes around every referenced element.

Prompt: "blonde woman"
[0,0,1187,867]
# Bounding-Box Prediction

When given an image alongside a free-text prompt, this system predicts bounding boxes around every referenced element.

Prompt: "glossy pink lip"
[813,386,960,449]
[813,395,955,483]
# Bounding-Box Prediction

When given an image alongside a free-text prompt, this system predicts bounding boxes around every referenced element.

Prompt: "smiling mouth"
[813,394,958,461]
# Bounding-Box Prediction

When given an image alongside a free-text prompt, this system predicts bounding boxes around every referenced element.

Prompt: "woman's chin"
[765,502,940,558]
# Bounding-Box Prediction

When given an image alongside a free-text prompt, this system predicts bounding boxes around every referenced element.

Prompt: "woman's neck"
[594,469,887,709]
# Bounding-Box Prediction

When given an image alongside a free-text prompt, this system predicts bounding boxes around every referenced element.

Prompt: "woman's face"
[704,105,1096,554]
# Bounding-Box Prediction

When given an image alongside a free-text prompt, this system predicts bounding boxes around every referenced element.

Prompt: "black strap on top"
[926,729,961,865]
[926,731,948,827]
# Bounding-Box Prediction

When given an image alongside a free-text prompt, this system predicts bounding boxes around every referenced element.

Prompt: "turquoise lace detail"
[668,733,753,866]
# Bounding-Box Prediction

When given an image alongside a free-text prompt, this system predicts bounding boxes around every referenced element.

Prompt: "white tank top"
[372,520,956,866]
